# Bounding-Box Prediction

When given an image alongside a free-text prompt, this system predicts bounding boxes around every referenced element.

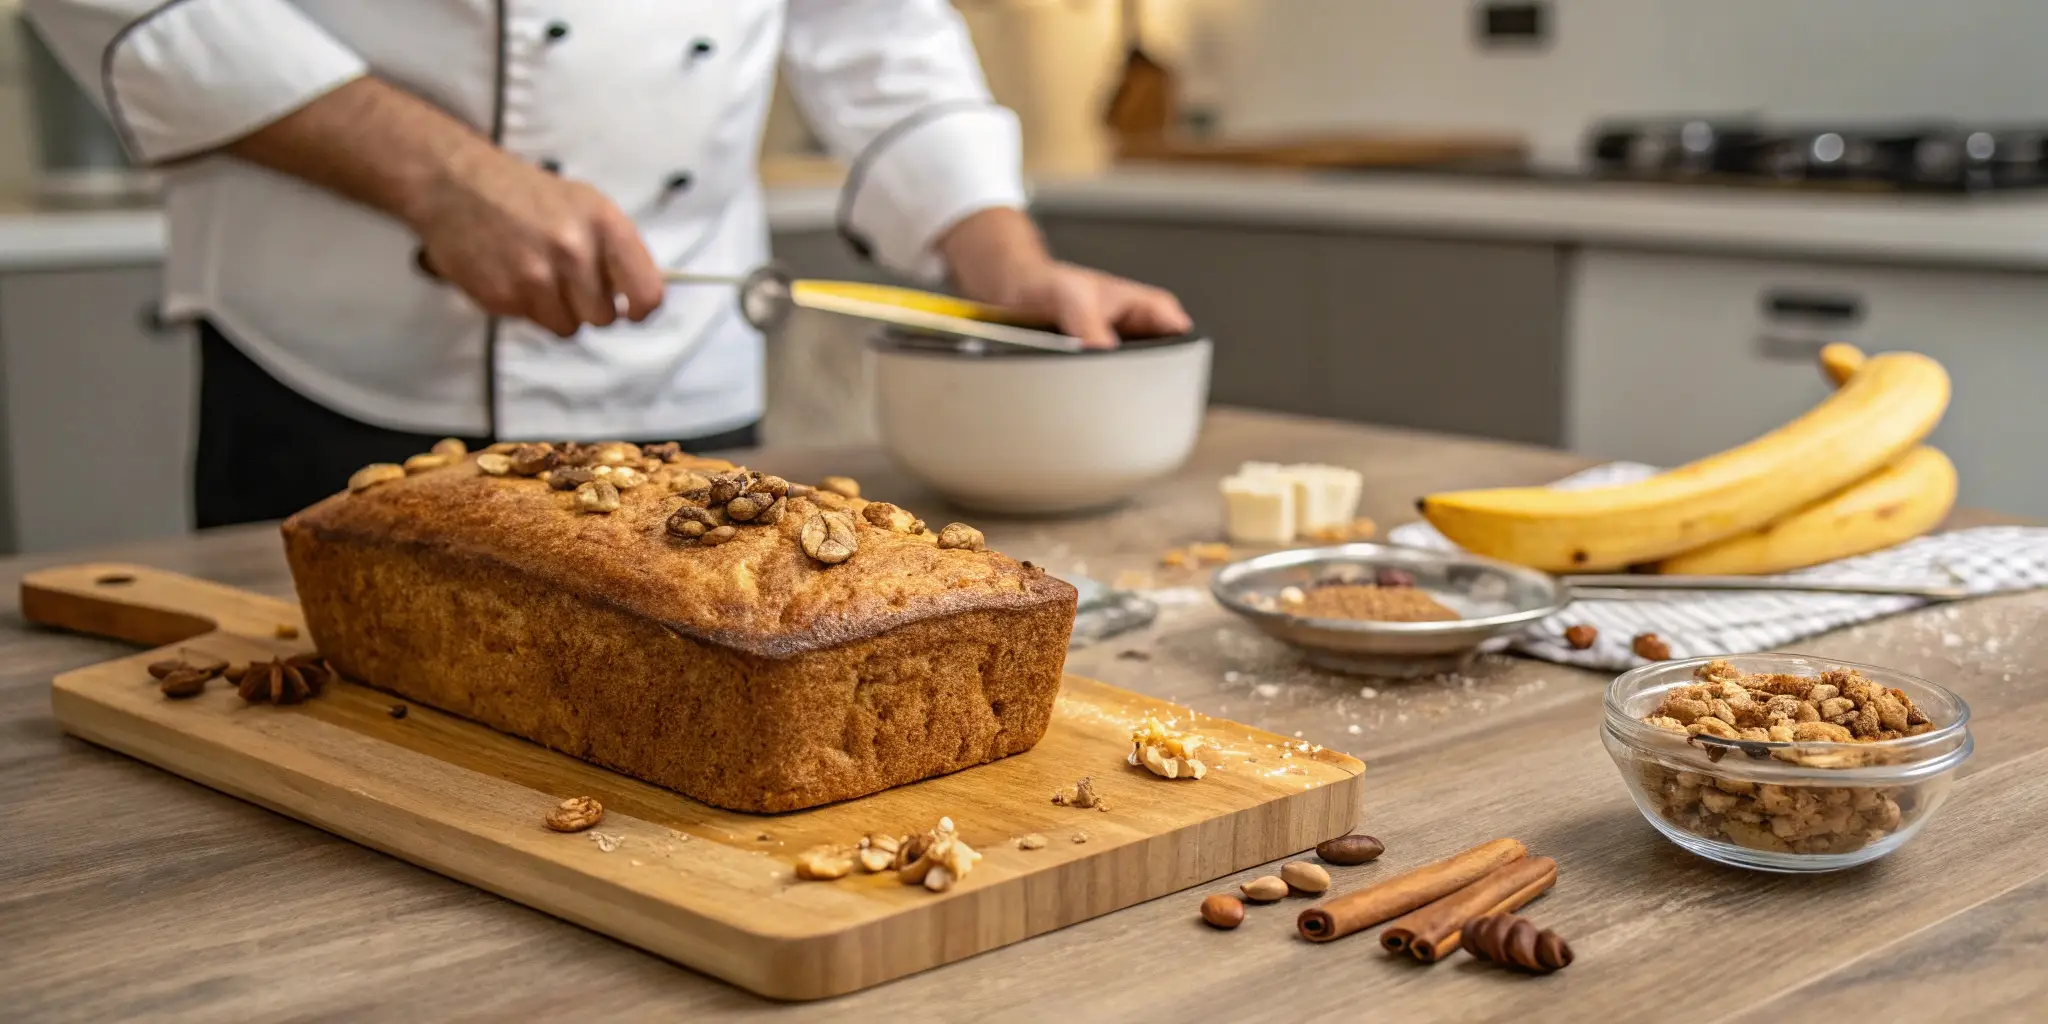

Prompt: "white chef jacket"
[22,0,1026,440]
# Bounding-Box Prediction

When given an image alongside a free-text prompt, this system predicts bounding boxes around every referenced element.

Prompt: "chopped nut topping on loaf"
[301,442,1072,658]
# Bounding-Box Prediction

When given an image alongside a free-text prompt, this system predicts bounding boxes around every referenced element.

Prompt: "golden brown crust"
[283,455,1074,657]
[281,449,1078,811]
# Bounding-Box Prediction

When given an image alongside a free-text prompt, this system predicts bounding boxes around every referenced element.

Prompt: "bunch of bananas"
[1419,345,1957,574]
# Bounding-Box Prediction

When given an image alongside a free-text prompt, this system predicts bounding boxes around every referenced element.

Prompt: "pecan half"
[819,475,861,499]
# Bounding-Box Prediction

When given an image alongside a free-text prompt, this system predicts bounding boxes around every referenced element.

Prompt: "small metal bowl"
[1210,543,1568,677]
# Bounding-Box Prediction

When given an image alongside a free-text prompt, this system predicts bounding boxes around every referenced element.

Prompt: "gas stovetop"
[1585,119,2048,193]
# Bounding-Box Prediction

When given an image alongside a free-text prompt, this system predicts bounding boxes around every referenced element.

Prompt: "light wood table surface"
[4,408,2043,1022]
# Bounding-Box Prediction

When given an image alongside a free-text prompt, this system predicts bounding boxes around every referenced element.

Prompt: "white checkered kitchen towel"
[1388,462,2048,671]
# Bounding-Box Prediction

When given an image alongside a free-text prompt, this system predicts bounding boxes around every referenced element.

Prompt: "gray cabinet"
[0,265,194,553]
[1317,236,1564,445]
[1039,216,1566,445]
[1039,218,1322,414]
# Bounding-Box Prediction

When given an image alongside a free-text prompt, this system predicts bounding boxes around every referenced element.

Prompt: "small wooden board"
[26,563,1364,1001]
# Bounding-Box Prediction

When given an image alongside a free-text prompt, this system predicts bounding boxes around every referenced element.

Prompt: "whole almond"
[1239,875,1288,903]
[1281,860,1331,894]
[1200,894,1245,929]
[1316,834,1386,866]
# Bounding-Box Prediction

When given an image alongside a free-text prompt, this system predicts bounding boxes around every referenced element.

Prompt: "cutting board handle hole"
[94,573,137,586]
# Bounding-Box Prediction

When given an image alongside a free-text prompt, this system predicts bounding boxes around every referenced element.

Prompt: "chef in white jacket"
[23,0,1189,526]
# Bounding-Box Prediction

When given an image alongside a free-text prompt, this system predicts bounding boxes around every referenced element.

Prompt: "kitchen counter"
[4,408,2045,1021]
[1033,168,2048,271]
[16,165,2048,273]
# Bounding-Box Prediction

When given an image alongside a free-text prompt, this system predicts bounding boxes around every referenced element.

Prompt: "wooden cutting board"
[26,563,1365,1001]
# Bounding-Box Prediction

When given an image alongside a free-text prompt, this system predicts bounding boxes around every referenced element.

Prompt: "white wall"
[1210,0,2048,167]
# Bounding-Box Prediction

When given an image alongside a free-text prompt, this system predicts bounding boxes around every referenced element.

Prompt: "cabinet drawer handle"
[1761,289,1863,324]
[1754,333,1836,363]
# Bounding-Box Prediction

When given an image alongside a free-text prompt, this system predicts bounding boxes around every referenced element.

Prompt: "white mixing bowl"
[871,330,1212,515]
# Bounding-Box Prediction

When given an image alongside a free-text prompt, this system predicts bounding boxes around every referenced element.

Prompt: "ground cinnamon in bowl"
[1282,583,1460,623]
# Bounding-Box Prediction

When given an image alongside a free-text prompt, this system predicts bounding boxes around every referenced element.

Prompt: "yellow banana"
[1650,446,1956,575]
[1418,351,1951,571]
[1650,342,1956,574]
[1818,341,1865,387]
[789,280,1042,327]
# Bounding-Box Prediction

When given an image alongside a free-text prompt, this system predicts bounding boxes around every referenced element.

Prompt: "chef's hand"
[938,208,1190,349]
[410,146,667,337]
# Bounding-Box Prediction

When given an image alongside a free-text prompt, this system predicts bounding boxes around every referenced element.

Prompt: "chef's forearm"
[936,207,1053,300]
[225,75,496,233]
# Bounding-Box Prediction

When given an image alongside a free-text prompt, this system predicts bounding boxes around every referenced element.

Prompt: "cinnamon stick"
[1380,855,1558,962]
[1296,837,1526,943]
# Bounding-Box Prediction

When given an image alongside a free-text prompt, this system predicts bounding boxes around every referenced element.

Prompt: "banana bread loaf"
[281,441,1077,812]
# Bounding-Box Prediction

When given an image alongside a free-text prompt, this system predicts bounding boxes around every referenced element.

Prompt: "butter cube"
[1288,464,1364,536]
[1229,462,1363,537]
[1221,473,1297,545]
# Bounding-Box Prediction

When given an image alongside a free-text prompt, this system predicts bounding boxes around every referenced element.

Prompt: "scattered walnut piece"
[857,834,902,873]
[508,443,558,476]
[476,452,514,476]
[1070,831,1089,844]
[1015,833,1049,851]
[348,463,406,492]
[1632,633,1672,661]
[274,623,299,640]
[819,475,861,499]
[544,796,605,833]
[1129,717,1209,780]
[575,479,622,513]
[861,501,921,533]
[936,522,986,551]
[388,704,409,720]
[547,466,596,491]
[726,492,774,522]
[431,437,468,457]
[1051,776,1109,810]
[794,845,856,880]
[1564,624,1598,650]
[699,525,740,547]
[607,465,650,491]
[896,816,980,892]
[801,511,859,564]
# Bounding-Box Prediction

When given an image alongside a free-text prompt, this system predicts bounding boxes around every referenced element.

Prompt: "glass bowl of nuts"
[1602,654,1973,873]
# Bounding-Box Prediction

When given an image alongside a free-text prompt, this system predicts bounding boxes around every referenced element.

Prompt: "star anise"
[228,654,334,705]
